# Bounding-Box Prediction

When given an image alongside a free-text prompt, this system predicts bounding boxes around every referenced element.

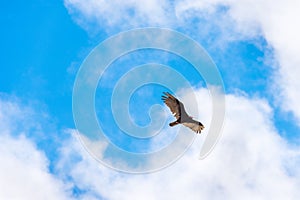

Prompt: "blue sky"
[1,0,87,127]
[1,0,300,199]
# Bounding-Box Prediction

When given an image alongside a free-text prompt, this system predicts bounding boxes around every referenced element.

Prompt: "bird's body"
[161,92,204,134]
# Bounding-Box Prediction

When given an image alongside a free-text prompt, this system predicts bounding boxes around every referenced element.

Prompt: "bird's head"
[199,122,205,130]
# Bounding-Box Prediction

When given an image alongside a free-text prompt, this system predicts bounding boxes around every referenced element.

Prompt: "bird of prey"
[161,92,204,134]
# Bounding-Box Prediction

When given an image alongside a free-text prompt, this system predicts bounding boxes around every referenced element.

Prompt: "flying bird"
[161,92,204,134]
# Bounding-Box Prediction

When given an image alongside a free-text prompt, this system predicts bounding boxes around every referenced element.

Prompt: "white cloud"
[175,0,300,123]
[57,89,300,200]
[64,0,173,34]
[0,98,71,200]
[0,135,70,200]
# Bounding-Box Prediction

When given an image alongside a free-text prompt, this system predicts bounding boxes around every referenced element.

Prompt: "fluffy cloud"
[231,0,300,123]
[64,0,173,34]
[0,135,70,200]
[57,89,300,200]
[0,98,71,200]
[176,0,300,122]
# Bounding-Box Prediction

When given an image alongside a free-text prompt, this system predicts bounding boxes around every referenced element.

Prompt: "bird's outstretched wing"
[161,92,182,120]
[182,121,205,134]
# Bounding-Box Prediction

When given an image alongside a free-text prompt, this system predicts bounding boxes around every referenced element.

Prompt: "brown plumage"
[161,92,204,134]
